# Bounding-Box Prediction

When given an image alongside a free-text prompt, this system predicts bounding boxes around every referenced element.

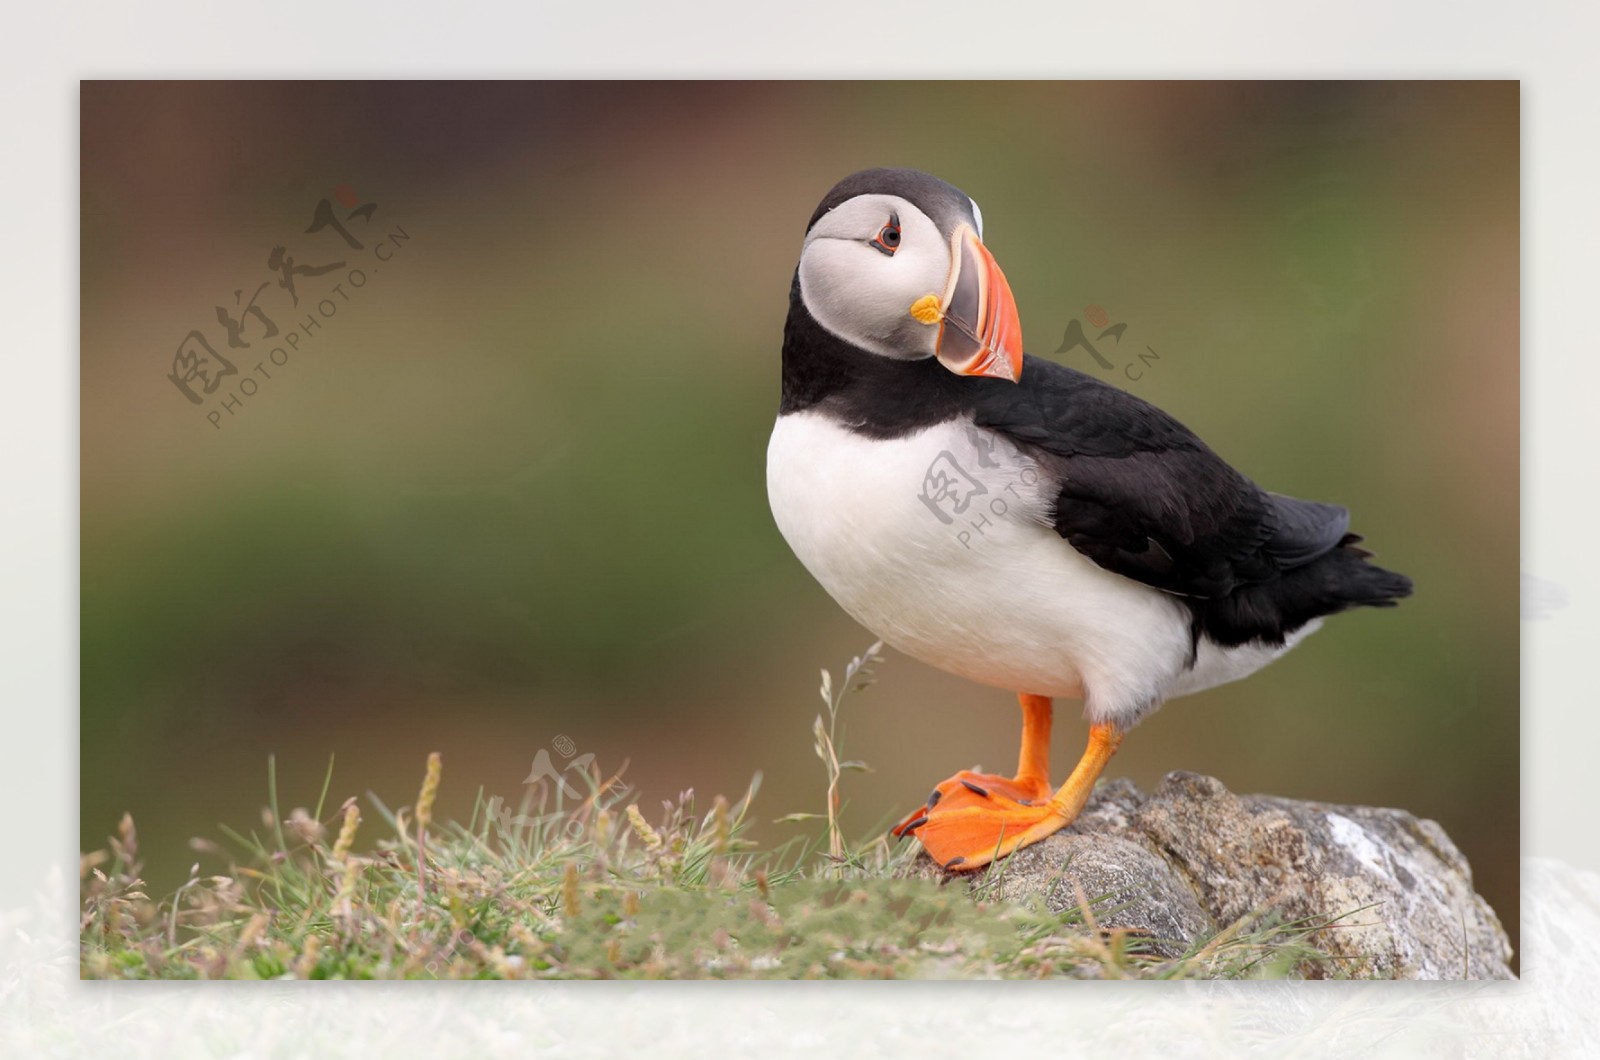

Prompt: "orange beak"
[935,225,1024,383]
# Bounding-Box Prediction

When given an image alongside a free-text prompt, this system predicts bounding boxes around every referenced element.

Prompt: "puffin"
[766,168,1414,872]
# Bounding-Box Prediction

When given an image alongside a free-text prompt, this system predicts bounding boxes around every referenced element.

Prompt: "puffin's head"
[797,167,1023,382]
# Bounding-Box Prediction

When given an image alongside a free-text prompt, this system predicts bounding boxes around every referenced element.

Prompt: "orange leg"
[894,694,1124,872]
[1014,692,1053,789]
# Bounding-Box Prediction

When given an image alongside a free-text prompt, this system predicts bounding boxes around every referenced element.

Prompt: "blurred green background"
[82,82,1518,955]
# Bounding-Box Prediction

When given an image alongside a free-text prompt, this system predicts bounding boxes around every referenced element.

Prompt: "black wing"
[969,356,1349,600]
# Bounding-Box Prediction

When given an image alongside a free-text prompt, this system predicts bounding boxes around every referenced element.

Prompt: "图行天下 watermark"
[911,306,1169,550]
[164,182,413,431]
[484,734,638,840]
[916,424,1042,551]
[1053,303,1163,382]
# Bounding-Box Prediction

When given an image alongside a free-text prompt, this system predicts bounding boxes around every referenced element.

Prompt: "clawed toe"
[889,704,1123,872]
[891,768,1052,842]
[911,800,1070,870]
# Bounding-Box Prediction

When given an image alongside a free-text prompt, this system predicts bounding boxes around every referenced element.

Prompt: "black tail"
[1189,534,1413,649]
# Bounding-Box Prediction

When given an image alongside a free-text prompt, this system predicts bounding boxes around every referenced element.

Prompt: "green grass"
[80,645,1340,980]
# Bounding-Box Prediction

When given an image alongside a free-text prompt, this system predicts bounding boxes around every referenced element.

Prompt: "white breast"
[766,410,1229,725]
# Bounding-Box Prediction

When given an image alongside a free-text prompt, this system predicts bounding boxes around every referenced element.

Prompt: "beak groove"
[935,225,1024,382]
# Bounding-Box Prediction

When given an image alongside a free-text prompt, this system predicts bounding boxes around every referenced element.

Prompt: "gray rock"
[907,771,1514,979]
[981,833,1217,958]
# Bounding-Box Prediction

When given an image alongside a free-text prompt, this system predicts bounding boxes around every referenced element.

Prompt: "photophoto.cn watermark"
[164,182,413,430]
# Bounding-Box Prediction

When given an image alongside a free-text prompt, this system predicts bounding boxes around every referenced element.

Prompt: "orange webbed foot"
[894,700,1122,873]
[891,769,1066,870]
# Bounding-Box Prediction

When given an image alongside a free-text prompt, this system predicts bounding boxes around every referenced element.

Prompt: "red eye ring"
[869,213,902,255]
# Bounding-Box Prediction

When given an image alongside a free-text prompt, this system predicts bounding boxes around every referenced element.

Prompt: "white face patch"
[797,194,951,361]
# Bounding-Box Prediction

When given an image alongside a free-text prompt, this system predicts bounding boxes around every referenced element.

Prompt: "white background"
[3,1,1599,1055]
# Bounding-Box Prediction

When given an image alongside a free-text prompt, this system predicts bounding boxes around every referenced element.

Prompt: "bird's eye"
[869,214,902,256]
